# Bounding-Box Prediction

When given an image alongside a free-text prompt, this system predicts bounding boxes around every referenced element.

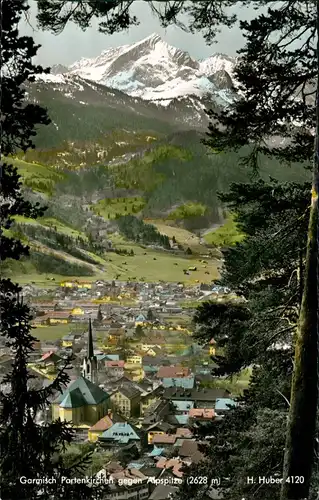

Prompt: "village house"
[88,410,125,442]
[215,397,237,415]
[110,386,141,418]
[162,375,195,389]
[98,465,150,500]
[140,386,163,416]
[105,360,125,378]
[98,422,141,449]
[188,408,215,423]
[156,366,191,381]
[146,421,175,445]
[163,387,231,409]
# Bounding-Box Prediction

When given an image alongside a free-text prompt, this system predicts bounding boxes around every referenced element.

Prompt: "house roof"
[114,385,141,400]
[89,415,114,432]
[189,408,215,419]
[105,354,120,361]
[100,422,140,443]
[215,398,237,410]
[148,446,165,457]
[163,387,231,402]
[157,366,190,379]
[172,400,194,412]
[176,428,192,438]
[152,434,176,445]
[54,376,109,406]
[146,421,173,433]
[162,376,195,389]
[106,360,125,368]
[178,439,205,464]
[41,351,60,362]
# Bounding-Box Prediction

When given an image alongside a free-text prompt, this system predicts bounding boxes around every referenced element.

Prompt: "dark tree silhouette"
[0,1,106,498]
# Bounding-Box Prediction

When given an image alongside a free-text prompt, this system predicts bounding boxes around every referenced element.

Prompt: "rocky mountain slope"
[67,33,236,106]
[30,33,237,138]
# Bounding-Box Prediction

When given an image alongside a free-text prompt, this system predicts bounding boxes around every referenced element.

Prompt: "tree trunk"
[280,3,319,497]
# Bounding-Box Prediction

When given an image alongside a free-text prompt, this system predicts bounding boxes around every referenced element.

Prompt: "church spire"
[82,318,98,383]
[88,317,94,359]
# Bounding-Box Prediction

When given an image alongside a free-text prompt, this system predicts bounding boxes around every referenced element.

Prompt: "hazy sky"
[22,1,257,66]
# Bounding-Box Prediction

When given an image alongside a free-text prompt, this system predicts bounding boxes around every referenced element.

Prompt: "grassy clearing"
[32,324,72,341]
[9,157,64,195]
[204,214,245,247]
[92,196,146,219]
[40,217,88,239]
[13,216,88,241]
[146,220,204,253]
[202,367,252,396]
[32,322,88,341]
[167,202,208,220]
[106,234,219,283]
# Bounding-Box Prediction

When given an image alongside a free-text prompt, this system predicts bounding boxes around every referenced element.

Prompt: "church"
[81,318,98,383]
[52,319,109,427]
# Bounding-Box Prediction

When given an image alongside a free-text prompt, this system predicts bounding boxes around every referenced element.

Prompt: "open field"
[32,322,88,341]
[201,367,252,396]
[106,234,219,283]
[32,324,72,341]
[145,220,205,253]
[203,214,245,247]
[11,241,219,286]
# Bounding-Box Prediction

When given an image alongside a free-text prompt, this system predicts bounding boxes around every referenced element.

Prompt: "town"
[0,278,237,500]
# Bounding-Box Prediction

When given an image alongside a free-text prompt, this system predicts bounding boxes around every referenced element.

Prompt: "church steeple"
[88,317,94,359]
[82,318,97,383]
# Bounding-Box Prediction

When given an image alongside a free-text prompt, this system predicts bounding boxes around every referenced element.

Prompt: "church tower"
[82,318,98,384]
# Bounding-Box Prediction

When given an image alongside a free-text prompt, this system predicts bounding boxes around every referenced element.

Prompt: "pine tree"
[0,1,106,498]
[176,178,313,500]
[97,305,103,323]
[146,309,154,321]
[202,5,318,498]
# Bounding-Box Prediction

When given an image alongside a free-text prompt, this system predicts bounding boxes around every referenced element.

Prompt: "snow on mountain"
[67,33,236,105]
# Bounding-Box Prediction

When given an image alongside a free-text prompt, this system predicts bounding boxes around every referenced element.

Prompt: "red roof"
[155,458,184,477]
[41,351,55,361]
[152,434,176,444]
[106,361,125,368]
[176,428,193,438]
[89,415,114,432]
[189,408,215,419]
[156,365,190,379]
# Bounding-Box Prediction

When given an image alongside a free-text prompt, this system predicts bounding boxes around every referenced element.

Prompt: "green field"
[167,202,208,220]
[106,233,219,283]
[147,220,207,253]
[13,215,88,239]
[32,321,89,340]
[32,324,73,340]
[204,214,245,247]
[9,157,65,195]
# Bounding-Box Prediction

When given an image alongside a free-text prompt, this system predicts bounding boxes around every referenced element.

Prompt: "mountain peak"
[141,33,162,43]
[68,35,236,105]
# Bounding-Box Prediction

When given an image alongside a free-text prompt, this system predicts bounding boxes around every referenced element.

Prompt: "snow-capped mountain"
[67,33,237,106]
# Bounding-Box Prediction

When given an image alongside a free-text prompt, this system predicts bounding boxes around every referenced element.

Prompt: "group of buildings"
[0,279,236,499]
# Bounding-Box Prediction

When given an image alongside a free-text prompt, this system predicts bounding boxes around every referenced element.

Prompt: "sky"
[22,1,256,66]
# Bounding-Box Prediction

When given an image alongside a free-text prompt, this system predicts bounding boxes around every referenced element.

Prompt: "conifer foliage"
[0,1,104,498]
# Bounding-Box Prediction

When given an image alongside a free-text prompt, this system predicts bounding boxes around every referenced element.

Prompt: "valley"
[5,34,307,294]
